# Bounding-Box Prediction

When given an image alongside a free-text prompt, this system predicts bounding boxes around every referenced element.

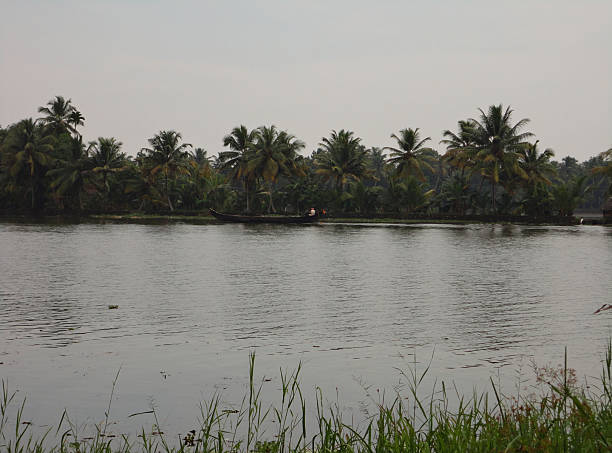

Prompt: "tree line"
[1,96,610,217]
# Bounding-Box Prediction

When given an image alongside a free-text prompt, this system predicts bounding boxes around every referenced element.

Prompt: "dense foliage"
[1,97,610,216]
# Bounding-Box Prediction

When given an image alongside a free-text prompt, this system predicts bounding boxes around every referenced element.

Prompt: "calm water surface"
[0,221,611,435]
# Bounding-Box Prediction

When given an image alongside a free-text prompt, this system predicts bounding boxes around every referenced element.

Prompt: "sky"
[1,1,611,162]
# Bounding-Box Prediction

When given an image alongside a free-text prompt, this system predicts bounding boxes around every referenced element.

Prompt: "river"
[0,220,611,438]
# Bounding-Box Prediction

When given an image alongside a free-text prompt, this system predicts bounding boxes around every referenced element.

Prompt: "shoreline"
[1,212,608,225]
[0,212,608,225]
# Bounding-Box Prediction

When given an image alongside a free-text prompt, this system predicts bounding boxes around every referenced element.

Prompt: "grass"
[1,343,611,452]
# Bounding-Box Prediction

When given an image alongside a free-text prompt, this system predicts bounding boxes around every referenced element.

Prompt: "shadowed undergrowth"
[1,343,611,453]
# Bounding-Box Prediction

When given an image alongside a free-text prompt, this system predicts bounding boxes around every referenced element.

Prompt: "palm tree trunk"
[268,182,276,213]
[31,180,35,210]
[103,173,109,212]
[165,168,174,212]
[244,178,250,213]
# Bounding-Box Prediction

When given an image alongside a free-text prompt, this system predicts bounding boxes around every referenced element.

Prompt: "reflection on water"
[0,221,611,434]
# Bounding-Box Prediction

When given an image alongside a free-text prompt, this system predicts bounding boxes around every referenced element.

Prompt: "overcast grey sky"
[1,1,610,161]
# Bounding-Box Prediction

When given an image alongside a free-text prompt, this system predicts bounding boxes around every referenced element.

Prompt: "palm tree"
[247,125,305,213]
[68,110,85,138]
[384,128,435,181]
[4,119,54,209]
[220,125,257,212]
[47,136,92,210]
[315,130,369,192]
[593,147,612,194]
[88,137,127,209]
[141,130,191,211]
[37,96,77,135]
[366,147,388,185]
[552,175,589,216]
[467,104,533,212]
[518,141,556,188]
[441,120,478,177]
[189,147,210,167]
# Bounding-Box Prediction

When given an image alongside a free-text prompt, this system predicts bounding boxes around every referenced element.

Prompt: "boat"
[209,208,319,224]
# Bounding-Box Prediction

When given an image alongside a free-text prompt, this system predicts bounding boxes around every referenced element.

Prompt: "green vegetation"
[1,344,611,452]
[1,97,611,217]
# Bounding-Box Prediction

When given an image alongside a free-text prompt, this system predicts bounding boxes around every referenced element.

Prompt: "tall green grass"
[1,343,611,452]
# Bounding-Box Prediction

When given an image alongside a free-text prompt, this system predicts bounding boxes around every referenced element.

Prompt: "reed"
[1,344,611,453]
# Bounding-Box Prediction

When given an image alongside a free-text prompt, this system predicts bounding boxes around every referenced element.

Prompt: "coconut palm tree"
[37,96,77,135]
[593,147,612,194]
[189,147,211,167]
[247,125,305,213]
[315,129,369,192]
[441,120,478,177]
[47,136,92,210]
[384,128,435,182]
[552,175,590,216]
[518,141,556,188]
[366,147,388,185]
[467,104,533,212]
[220,125,258,212]
[68,110,85,138]
[141,130,191,211]
[3,119,54,209]
[88,137,127,209]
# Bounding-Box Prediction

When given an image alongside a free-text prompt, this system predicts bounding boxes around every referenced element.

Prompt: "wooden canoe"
[209,209,318,224]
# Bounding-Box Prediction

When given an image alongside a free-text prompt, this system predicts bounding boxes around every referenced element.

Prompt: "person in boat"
[308,207,316,216]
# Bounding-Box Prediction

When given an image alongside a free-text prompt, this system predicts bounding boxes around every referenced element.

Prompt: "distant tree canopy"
[0,97,610,216]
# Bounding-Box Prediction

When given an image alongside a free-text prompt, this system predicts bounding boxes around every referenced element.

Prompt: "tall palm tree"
[47,136,92,210]
[366,147,388,185]
[593,147,612,194]
[189,147,210,167]
[441,120,478,176]
[220,125,257,212]
[37,96,77,135]
[141,130,191,211]
[68,110,85,138]
[247,125,305,213]
[4,119,54,209]
[518,141,556,188]
[88,137,127,209]
[467,104,533,212]
[315,129,369,192]
[384,128,435,181]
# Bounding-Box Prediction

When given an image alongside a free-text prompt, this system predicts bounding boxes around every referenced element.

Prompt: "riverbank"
[0,211,600,225]
[86,212,610,225]
[2,345,611,453]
